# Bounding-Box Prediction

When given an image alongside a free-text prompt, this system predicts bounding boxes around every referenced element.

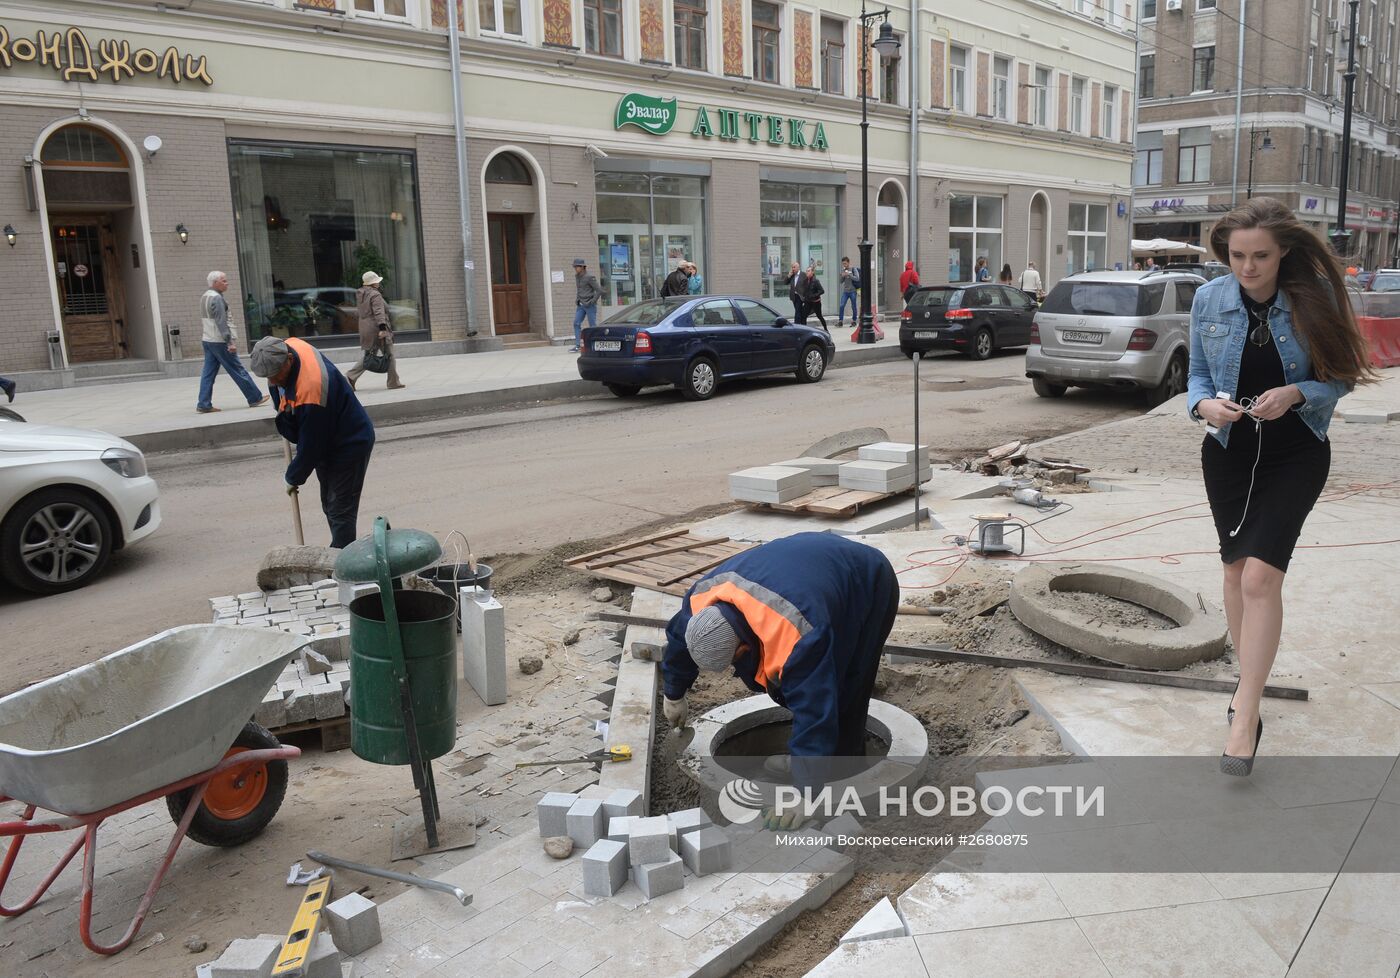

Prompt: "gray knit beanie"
[685,606,740,671]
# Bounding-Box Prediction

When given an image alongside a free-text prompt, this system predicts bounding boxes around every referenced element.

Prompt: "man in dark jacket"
[787,261,808,324]
[660,260,691,298]
[251,336,376,548]
[347,270,404,391]
[661,533,900,821]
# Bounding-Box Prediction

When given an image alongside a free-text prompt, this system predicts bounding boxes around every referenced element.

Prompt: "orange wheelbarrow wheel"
[166,722,289,847]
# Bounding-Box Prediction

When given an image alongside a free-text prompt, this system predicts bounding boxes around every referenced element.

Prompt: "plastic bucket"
[424,563,493,599]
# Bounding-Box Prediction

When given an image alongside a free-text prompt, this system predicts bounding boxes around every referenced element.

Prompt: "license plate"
[914,330,938,339]
[593,340,622,352]
[1061,330,1103,344]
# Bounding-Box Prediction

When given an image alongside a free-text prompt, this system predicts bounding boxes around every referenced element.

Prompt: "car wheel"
[1145,351,1188,407]
[681,357,718,401]
[1032,377,1068,399]
[967,327,994,360]
[606,383,641,398]
[0,407,24,422]
[796,344,828,383]
[1,487,114,594]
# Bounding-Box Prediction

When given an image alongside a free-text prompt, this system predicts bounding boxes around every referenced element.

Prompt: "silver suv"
[1025,269,1203,406]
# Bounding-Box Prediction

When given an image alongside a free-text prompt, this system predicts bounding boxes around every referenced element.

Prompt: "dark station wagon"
[577,296,836,401]
[899,283,1039,360]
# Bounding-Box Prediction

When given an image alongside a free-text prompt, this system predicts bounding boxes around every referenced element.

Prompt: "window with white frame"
[479,0,523,36]
[752,1,781,83]
[675,0,708,70]
[1075,0,1094,14]
[947,195,1003,283]
[1192,45,1215,91]
[880,32,904,105]
[949,45,969,113]
[584,0,623,57]
[1102,84,1117,139]
[1307,45,1316,91]
[1178,125,1212,183]
[1071,76,1086,133]
[1134,130,1163,185]
[993,56,1011,121]
[1068,203,1108,274]
[1141,0,1156,18]
[1033,65,1051,126]
[1197,0,1216,9]
[820,17,844,94]
[355,0,408,17]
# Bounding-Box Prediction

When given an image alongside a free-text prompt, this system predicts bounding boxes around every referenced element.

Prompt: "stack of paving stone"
[210,581,353,731]
[838,442,932,493]
[537,788,733,900]
[728,465,812,505]
[770,456,844,487]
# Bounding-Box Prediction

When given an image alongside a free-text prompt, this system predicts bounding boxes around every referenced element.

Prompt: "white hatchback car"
[0,418,161,594]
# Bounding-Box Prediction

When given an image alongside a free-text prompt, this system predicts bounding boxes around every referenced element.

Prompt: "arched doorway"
[877,180,907,314]
[1028,193,1050,288]
[481,149,554,339]
[41,125,136,363]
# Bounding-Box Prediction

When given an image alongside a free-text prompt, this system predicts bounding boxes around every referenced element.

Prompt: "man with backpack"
[838,256,860,327]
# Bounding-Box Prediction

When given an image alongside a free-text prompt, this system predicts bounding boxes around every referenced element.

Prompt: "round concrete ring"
[1008,562,1227,670]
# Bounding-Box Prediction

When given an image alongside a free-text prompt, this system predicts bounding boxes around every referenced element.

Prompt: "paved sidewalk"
[9,330,901,454]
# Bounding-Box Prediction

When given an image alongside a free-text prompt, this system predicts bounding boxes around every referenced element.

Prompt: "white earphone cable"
[1228,395,1263,539]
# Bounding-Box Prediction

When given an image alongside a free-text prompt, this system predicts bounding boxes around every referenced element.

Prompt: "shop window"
[1192,45,1215,92]
[41,126,127,165]
[479,0,524,37]
[1134,130,1163,186]
[355,0,408,17]
[947,194,1002,283]
[1178,126,1212,183]
[1140,53,1154,99]
[758,182,841,305]
[1068,203,1108,274]
[992,56,1010,121]
[584,0,623,57]
[880,32,903,105]
[228,141,428,344]
[1033,66,1052,126]
[596,173,707,308]
[485,152,533,185]
[752,1,781,83]
[948,45,969,113]
[821,17,845,95]
[675,0,708,70]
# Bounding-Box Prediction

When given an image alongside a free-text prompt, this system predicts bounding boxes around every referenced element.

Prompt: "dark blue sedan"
[577,296,836,400]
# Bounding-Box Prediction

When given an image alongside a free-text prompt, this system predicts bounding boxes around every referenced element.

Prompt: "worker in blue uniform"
[660,533,900,828]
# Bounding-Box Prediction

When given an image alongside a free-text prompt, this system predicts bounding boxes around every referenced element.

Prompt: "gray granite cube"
[537,792,578,838]
[304,932,341,978]
[323,892,381,955]
[581,839,629,897]
[602,788,644,822]
[628,815,672,867]
[667,807,711,842]
[566,797,605,848]
[679,826,732,876]
[606,814,637,843]
[208,937,280,978]
[635,851,684,899]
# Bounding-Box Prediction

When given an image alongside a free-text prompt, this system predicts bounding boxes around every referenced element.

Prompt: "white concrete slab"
[911,919,1111,978]
[803,936,930,978]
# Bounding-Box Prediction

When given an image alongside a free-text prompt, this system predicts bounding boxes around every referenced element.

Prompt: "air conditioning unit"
[1165,0,1182,10]
[1328,17,1340,31]
[1358,34,1370,47]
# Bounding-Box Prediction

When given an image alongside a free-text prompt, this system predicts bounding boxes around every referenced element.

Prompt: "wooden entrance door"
[52,217,126,362]
[488,214,530,334]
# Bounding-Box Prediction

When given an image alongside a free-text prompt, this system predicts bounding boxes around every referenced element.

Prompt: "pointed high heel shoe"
[1220,716,1263,777]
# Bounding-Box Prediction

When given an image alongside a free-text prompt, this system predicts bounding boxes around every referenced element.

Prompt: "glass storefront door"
[759,182,842,309]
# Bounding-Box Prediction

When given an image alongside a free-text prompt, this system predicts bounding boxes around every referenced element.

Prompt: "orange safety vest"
[277,337,329,413]
[687,573,810,690]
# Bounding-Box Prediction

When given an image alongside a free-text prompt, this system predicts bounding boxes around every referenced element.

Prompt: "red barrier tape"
[1357,316,1400,368]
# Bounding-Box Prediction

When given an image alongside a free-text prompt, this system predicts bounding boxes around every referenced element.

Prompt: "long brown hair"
[1208,197,1378,385]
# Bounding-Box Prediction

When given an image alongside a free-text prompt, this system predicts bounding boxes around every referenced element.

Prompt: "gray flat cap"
[685,606,740,672]
[572,258,586,267]
[249,336,290,377]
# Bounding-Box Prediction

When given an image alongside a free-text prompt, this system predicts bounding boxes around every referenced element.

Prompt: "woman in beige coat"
[347,270,405,390]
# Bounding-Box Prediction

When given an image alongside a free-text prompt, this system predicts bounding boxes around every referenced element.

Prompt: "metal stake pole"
[912,351,921,530]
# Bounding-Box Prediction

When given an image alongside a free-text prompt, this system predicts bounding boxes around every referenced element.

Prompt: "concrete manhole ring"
[1009,562,1227,670]
[678,695,929,816]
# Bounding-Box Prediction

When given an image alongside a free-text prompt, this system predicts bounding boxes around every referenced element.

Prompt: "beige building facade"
[1136,0,1400,266]
[0,0,1133,382]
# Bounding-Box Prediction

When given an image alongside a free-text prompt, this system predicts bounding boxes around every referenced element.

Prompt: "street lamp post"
[1331,0,1360,256]
[1245,127,1273,200]
[856,4,900,344]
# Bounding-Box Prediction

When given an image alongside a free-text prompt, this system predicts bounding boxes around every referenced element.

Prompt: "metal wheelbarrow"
[0,624,309,954]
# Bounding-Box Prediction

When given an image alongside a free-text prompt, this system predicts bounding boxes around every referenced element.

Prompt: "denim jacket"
[1187,273,1351,447]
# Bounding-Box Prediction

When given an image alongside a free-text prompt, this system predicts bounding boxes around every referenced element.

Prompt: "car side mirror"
[773,317,789,327]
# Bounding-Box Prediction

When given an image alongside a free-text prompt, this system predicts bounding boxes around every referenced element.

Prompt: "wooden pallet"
[269,715,351,752]
[565,529,754,596]
[741,484,916,518]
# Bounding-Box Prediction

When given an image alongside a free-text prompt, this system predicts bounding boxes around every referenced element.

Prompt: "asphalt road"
[0,353,1141,693]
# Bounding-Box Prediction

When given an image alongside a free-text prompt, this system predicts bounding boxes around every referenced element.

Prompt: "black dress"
[1200,289,1330,572]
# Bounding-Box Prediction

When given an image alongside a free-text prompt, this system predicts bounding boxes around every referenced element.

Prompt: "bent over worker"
[661,533,900,788]
[250,336,375,549]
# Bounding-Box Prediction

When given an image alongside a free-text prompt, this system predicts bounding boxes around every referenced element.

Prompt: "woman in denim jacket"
[1188,198,1376,776]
